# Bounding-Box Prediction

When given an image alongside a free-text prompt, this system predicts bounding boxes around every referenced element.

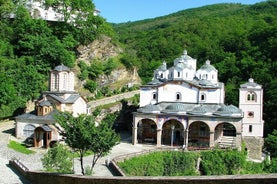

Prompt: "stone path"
[0,120,155,183]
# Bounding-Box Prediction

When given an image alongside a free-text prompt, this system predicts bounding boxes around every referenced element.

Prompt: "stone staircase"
[217,136,236,148]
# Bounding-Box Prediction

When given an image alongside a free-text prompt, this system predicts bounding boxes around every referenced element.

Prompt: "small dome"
[148,78,163,85]
[214,105,242,116]
[162,103,187,113]
[53,64,71,72]
[188,105,208,115]
[199,80,214,86]
[199,60,217,72]
[157,61,167,71]
[137,104,160,113]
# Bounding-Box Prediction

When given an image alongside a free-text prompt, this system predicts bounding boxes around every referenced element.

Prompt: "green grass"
[8,140,35,154]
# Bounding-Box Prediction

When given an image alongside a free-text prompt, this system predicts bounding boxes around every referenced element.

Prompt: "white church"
[15,64,88,148]
[132,50,264,160]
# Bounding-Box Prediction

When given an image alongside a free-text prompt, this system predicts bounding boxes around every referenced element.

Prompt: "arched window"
[246,92,256,102]
[153,93,157,100]
[177,72,180,77]
[176,93,181,101]
[23,124,35,138]
[63,73,67,90]
[200,93,206,101]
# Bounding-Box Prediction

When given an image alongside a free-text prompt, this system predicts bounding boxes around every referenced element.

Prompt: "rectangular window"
[249,125,253,133]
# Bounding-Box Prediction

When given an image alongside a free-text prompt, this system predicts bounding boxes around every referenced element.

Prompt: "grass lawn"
[8,140,35,154]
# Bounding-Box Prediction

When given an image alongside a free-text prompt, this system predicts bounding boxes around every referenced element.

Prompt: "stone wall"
[243,136,264,160]
[9,159,277,184]
[87,90,140,110]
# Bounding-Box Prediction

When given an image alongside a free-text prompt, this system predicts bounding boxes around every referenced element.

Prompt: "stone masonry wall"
[243,136,264,160]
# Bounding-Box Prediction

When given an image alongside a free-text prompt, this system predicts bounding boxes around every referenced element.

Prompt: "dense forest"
[0,0,276,137]
[113,1,277,135]
[0,0,116,118]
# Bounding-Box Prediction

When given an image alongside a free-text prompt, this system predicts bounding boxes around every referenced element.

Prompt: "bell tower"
[239,78,264,160]
[49,64,75,92]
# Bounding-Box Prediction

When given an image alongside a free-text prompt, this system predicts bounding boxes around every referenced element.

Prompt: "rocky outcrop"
[77,35,123,63]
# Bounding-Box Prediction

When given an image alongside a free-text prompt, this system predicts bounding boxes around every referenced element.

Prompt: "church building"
[132,50,264,160]
[15,64,88,148]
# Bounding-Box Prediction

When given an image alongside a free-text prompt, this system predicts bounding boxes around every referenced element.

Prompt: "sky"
[93,0,266,23]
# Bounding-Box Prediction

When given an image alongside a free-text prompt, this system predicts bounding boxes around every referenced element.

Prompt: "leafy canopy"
[55,112,120,175]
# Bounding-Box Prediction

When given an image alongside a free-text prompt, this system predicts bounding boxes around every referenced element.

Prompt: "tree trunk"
[80,152,85,175]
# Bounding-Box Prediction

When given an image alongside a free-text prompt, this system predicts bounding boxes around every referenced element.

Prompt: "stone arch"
[137,119,157,144]
[215,122,236,138]
[162,119,184,146]
[214,122,237,148]
[188,121,210,147]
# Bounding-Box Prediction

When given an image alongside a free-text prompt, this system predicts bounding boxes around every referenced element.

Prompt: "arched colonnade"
[132,114,241,149]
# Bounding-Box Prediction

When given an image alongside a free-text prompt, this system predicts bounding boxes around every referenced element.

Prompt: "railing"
[9,158,29,176]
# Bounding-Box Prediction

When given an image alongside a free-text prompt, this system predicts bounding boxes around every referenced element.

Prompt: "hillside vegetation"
[0,0,276,137]
[113,1,277,134]
[0,0,116,118]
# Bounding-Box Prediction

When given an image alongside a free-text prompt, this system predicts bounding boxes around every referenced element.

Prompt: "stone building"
[132,50,264,160]
[15,64,88,148]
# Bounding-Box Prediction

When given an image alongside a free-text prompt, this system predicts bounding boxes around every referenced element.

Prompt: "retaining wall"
[9,159,277,184]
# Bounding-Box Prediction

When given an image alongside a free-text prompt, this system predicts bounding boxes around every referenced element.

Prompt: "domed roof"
[148,78,163,85]
[175,62,189,70]
[187,105,208,115]
[199,80,214,86]
[137,104,160,113]
[214,105,242,116]
[198,60,217,72]
[162,103,188,113]
[53,64,71,72]
[157,61,167,71]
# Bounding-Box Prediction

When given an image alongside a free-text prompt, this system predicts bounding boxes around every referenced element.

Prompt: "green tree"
[264,129,277,158]
[41,144,73,174]
[55,112,120,175]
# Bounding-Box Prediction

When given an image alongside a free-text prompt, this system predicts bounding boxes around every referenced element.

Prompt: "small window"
[176,93,181,101]
[178,72,180,77]
[249,125,253,133]
[161,73,163,78]
[200,93,206,101]
[153,93,157,100]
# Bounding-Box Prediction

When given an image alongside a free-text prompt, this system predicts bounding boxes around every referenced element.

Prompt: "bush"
[41,144,73,174]
[118,151,199,176]
[84,80,98,93]
[200,149,246,175]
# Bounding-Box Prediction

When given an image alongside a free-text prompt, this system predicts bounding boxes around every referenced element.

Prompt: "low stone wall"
[87,90,139,109]
[9,158,277,184]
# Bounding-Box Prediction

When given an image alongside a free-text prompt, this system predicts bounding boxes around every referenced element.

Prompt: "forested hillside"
[113,1,277,135]
[0,0,115,118]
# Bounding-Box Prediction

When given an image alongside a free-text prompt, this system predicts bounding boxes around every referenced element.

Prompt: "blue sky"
[93,0,266,23]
